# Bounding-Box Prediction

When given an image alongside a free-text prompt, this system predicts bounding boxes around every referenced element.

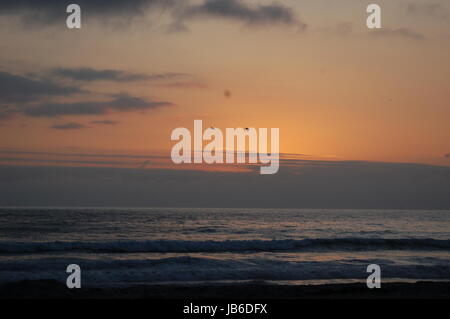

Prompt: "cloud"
[48,67,204,91]
[50,67,188,83]
[405,2,448,19]
[51,122,88,130]
[0,70,175,120]
[140,160,152,168]
[0,71,81,104]
[90,120,119,125]
[0,108,19,121]
[0,0,169,26]
[0,157,133,167]
[0,161,448,209]
[144,72,191,81]
[175,0,306,30]
[0,150,163,160]
[50,68,148,82]
[319,22,353,36]
[369,28,426,40]
[24,94,173,118]
[159,81,207,89]
[0,0,305,31]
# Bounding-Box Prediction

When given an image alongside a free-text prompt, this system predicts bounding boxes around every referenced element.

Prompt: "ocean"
[0,208,449,287]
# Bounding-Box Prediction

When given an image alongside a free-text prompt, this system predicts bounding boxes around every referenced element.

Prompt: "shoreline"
[1,280,449,299]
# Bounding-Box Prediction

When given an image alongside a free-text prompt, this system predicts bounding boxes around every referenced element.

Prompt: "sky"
[0,0,449,208]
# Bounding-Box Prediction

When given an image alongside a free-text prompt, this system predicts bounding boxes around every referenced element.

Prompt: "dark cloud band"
[0,0,167,25]
[0,0,305,30]
[181,0,304,28]
[51,122,88,130]
[50,67,188,82]
[25,94,173,118]
[0,161,448,209]
[0,70,174,120]
[0,71,81,103]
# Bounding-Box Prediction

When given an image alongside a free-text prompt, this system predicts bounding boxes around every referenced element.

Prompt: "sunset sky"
[0,0,449,208]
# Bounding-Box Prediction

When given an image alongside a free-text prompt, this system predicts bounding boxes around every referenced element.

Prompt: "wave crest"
[1,238,449,254]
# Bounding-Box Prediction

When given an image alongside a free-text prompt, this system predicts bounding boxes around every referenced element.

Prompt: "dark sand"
[1,280,449,299]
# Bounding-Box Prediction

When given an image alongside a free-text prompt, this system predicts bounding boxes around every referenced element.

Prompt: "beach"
[2,280,449,299]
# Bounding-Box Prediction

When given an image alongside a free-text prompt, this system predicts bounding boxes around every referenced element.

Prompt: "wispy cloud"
[0,150,164,160]
[319,22,353,36]
[369,28,426,40]
[159,81,207,89]
[25,94,173,118]
[405,2,448,20]
[50,67,189,83]
[51,122,88,130]
[178,0,305,29]
[0,157,134,167]
[90,120,120,125]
